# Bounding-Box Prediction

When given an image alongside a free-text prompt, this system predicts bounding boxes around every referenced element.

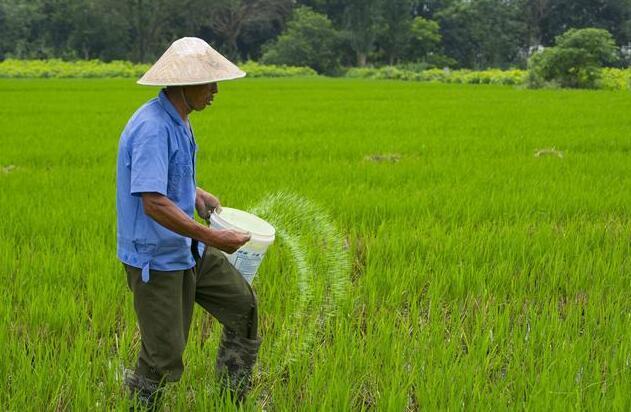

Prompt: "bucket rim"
[210,207,275,242]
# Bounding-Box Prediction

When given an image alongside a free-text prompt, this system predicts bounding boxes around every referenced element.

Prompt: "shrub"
[344,67,382,79]
[600,68,631,90]
[239,61,318,78]
[0,59,149,78]
[527,28,619,89]
[0,59,316,79]
[345,66,528,86]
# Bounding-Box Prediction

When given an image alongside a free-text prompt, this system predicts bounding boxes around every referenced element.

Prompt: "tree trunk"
[226,33,239,61]
[357,52,367,67]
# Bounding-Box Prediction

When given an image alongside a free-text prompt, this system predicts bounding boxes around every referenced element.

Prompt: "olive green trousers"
[124,246,258,383]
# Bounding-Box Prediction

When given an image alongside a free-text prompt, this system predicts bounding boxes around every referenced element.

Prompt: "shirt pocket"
[167,162,193,201]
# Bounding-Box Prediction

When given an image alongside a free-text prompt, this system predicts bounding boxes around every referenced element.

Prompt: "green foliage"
[0,59,316,79]
[537,0,631,46]
[203,0,294,61]
[436,0,527,69]
[528,28,620,89]
[528,48,600,88]
[261,7,342,74]
[377,0,413,65]
[240,61,318,77]
[422,53,458,69]
[555,27,621,65]
[295,0,347,27]
[409,17,441,60]
[600,67,631,90]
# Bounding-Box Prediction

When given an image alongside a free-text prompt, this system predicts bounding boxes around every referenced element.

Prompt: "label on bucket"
[227,249,265,284]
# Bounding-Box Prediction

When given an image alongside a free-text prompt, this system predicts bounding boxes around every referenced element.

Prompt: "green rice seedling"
[1,78,631,410]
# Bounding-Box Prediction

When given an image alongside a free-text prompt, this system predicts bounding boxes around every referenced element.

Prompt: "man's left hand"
[195,187,222,220]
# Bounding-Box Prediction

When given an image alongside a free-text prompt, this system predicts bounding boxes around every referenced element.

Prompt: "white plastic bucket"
[209,207,275,284]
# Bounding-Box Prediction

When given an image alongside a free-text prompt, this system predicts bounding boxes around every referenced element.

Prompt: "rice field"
[2,78,631,410]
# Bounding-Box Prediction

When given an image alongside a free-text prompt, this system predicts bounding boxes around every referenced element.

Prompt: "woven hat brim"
[137,71,246,86]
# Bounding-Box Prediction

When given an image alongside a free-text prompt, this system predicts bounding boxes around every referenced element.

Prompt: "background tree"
[408,16,441,62]
[377,0,413,65]
[67,0,130,60]
[410,0,454,19]
[121,0,187,62]
[437,0,526,69]
[539,0,631,45]
[261,6,342,74]
[519,0,551,48]
[296,0,347,26]
[0,0,630,70]
[198,0,293,60]
[0,0,44,59]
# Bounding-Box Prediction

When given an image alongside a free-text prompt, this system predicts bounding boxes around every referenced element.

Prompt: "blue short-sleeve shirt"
[116,90,198,282]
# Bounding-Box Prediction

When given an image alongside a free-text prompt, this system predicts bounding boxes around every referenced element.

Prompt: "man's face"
[183,82,219,111]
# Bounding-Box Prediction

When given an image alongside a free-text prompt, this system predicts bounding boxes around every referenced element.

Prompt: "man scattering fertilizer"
[116,37,259,409]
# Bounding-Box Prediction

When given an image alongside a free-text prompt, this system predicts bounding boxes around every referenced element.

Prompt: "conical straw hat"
[137,37,246,86]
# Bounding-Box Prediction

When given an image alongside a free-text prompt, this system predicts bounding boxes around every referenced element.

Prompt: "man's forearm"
[142,193,212,243]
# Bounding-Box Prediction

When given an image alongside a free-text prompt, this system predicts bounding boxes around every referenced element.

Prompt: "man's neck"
[165,87,191,123]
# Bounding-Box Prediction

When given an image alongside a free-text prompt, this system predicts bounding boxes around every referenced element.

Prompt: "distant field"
[1,78,631,410]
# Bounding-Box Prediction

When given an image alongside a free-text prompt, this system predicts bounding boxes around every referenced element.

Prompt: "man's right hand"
[140,193,251,254]
[205,229,251,254]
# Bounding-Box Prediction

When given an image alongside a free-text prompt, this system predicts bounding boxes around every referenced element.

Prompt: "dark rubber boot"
[215,328,262,403]
[124,370,164,411]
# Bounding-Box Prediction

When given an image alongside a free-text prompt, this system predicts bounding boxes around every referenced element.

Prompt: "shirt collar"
[158,89,186,127]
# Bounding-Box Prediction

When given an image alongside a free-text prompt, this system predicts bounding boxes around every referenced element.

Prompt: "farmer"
[116,37,260,409]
